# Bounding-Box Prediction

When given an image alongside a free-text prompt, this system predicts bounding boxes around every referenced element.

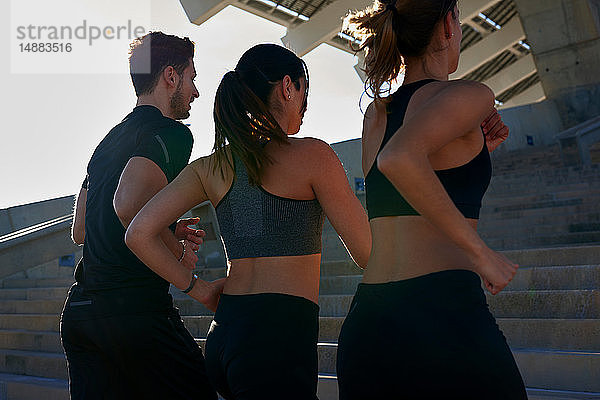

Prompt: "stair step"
[320,260,364,277]
[0,287,70,301]
[195,267,227,281]
[0,373,68,400]
[516,349,600,392]
[1,278,74,289]
[0,349,66,380]
[318,265,600,294]
[486,182,600,198]
[479,223,600,238]
[509,265,600,290]
[318,375,600,400]
[319,246,600,272]
[0,330,61,353]
[527,388,600,399]
[490,165,600,180]
[181,316,214,337]
[317,290,600,318]
[194,339,600,392]
[479,213,600,230]
[0,370,338,400]
[0,300,65,315]
[486,289,598,319]
[487,233,600,251]
[183,316,345,343]
[1,336,596,397]
[4,314,596,357]
[182,315,600,351]
[482,189,600,208]
[499,319,600,351]
[319,275,362,295]
[490,166,600,179]
[0,315,60,332]
[489,173,600,186]
[316,373,338,400]
[481,204,600,221]
[502,246,600,267]
[181,288,600,320]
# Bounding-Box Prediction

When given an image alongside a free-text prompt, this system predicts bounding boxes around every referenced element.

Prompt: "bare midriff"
[222,253,321,304]
[362,216,479,284]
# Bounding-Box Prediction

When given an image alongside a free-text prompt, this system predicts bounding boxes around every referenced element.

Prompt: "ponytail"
[344,1,404,100]
[344,0,458,100]
[212,44,308,185]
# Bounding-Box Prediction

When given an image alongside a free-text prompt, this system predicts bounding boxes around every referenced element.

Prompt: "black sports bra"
[365,79,492,220]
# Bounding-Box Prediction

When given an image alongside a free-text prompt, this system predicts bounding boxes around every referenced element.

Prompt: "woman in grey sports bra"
[125,44,371,399]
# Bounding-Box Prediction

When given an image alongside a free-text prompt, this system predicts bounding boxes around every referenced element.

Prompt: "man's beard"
[170,80,189,120]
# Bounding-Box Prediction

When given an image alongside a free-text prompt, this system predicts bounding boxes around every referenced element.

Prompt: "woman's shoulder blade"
[441,79,494,101]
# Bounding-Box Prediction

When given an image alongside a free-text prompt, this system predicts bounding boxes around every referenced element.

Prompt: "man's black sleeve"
[132,124,194,182]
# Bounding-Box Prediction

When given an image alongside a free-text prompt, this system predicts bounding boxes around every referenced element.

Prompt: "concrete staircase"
[0,257,77,400]
[0,143,598,399]
[478,145,600,250]
[0,245,598,399]
[191,247,600,399]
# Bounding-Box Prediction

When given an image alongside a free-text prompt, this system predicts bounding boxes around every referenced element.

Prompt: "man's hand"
[175,217,206,246]
[482,108,509,152]
[179,240,200,271]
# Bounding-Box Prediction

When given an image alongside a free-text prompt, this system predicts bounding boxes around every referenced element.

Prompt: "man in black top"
[61,32,222,400]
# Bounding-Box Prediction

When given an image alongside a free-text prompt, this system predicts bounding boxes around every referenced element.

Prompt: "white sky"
[0,0,366,209]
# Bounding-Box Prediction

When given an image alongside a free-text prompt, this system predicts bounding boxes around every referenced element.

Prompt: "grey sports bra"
[215,154,325,260]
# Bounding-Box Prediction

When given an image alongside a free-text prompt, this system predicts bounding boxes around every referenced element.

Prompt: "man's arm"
[71,186,87,245]
[125,160,224,310]
[113,157,198,269]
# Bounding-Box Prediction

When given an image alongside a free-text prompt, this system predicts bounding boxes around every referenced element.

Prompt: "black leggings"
[61,285,217,400]
[337,270,527,400]
[205,293,320,400]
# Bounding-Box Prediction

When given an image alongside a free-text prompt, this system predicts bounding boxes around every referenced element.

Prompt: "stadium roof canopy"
[180,0,546,109]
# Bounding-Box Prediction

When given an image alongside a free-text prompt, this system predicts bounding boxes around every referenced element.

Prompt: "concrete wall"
[0,217,80,280]
[330,138,364,184]
[0,195,75,237]
[328,100,580,156]
[552,83,600,129]
[497,99,565,152]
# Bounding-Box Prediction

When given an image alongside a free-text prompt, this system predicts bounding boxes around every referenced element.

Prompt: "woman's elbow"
[124,224,143,253]
[377,149,399,177]
[113,198,134,228]
[377,149,415,178]
[357,243,372,269]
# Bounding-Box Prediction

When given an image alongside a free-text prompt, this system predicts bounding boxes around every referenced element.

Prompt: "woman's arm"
[377,81,517,294]
[481,108,510,152]
[114,157,199,270]
[309,139,372,268]
[125,159,225,309]
[361,100,387,177]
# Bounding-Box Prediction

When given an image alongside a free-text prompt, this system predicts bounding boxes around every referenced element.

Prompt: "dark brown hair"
[129,32,195,96]
[213,44,309,185]
[344,0,457,99]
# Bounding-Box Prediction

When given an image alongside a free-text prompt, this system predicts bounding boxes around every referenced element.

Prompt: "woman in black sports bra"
[125,44,371,399]
[336,1,527,398]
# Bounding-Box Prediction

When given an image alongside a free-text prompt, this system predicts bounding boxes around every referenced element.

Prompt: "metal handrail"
[0,214,73,244]
[0,213,79,281]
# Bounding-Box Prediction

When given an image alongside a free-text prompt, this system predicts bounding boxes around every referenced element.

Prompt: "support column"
[514,0,600,127]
